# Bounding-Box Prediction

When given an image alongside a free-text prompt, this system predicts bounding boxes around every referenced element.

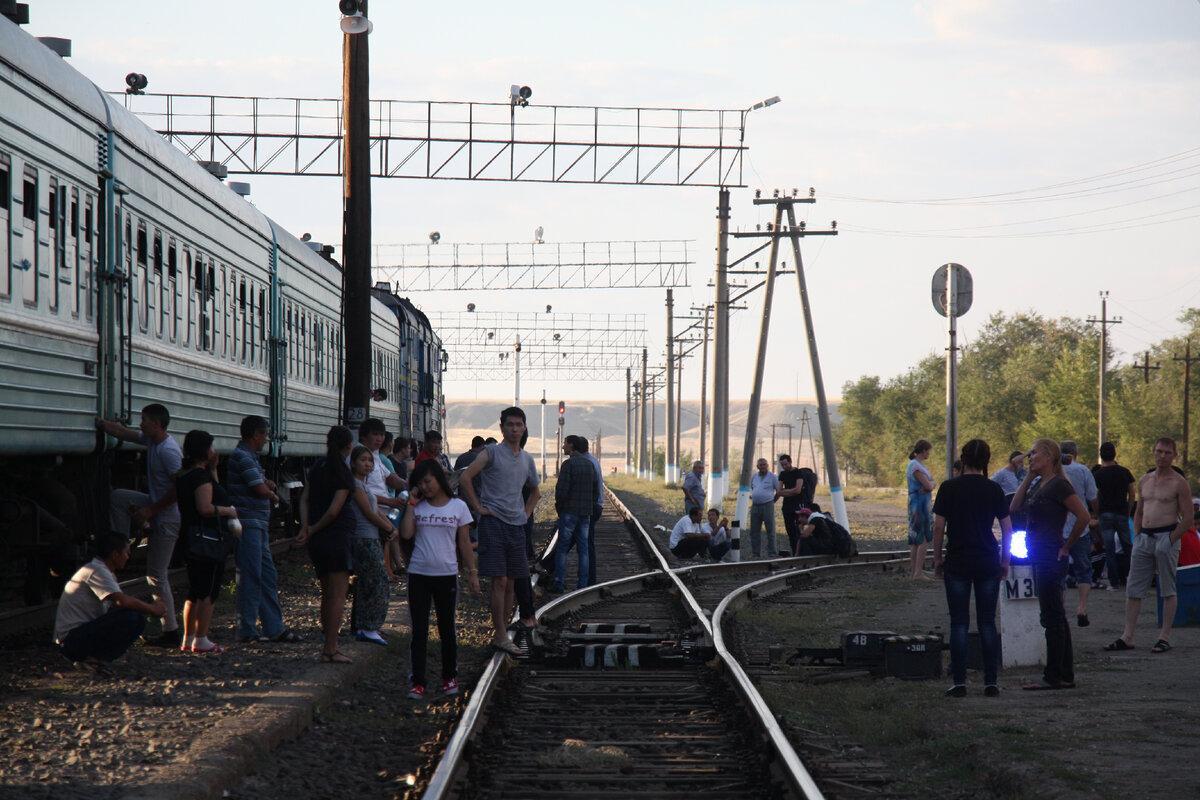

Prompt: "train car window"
[258,287,266,365]
[238,279,247,363]
[21,167,38,307]
[81,194,93,320]
[314,320,323,385]
[181,247,193,348]
[217,264,228,359]
[285,305,293,376]
[165,242,177,343]
[22,174,36,222]
[246,283,256,364]
[136,222,147,266]
[152,230,162,276]
[64,187,78,318]
[51,183,64,315]
[0,154,10,299]
[46,179,61,313]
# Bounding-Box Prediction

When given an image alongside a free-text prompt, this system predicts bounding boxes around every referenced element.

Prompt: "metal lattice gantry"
[434,311,646,379]
[117,93,751,187]
[373,240,693,291]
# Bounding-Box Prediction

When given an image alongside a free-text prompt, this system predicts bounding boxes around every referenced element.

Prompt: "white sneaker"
[355,630,388,646]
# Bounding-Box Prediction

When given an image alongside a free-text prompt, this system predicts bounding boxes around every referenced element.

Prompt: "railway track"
[421,490,920,800]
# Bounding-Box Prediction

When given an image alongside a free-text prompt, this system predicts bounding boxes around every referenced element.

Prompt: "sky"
[24,0,1200,405]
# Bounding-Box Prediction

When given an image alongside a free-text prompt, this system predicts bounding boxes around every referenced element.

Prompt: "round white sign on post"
[931,263,973,318]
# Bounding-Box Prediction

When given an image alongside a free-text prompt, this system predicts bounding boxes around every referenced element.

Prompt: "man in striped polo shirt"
[229,415,299,643]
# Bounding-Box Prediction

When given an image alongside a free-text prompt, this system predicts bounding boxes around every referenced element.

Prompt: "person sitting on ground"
[702,508,732,562]
[54,531,166,677]
[794,505,835,556]
[669,507,711,560]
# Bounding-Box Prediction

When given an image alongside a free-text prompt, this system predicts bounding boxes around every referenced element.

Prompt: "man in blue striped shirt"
[229,416,298,643]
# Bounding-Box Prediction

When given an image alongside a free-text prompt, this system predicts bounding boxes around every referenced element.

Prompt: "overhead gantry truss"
[433,311,646,380]
[373,240,693,291]
[117,94,750,187]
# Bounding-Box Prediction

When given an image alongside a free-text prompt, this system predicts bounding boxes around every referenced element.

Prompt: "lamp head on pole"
[338,0,372,34]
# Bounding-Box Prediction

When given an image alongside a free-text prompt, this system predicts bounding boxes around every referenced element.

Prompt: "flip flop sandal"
[492,639,522,656]
[1103,638,1134,651]
[1151,639,1172,653]
[322,650,352,664]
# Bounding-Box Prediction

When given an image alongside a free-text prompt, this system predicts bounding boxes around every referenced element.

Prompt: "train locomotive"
[0,17,445,603]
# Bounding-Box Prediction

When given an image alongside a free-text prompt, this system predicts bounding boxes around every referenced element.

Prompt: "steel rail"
[421,488,900,799]
[710,556,909,800]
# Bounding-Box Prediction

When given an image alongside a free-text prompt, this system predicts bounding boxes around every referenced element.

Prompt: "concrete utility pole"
[1174,339,1198,470]
[733,201,784,538]
[640,348,649,480]
[676,339,684,474]
[513,335,521,406]
[710,189,731,507]
[783,202,848,529]
[1087,291,1121,461]
[1138,351,1161,384]
[699,304,711,466]
[340,0,372,427]
[650,374,658,479]
[666,288,676,483]
[625,368,633,475]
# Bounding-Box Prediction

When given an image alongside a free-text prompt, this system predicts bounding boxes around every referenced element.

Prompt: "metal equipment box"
[841,631,897,669]
[882,634,943,679]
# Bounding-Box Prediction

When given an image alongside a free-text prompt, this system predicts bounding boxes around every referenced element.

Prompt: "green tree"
[1019,338,1099,458]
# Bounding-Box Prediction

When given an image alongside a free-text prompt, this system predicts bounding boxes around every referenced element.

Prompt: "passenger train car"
[0,18,444,600]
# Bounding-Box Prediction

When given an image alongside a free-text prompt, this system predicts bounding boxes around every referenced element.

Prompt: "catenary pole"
[784,204,848,530]
[710,189,731,507]
[340,1,372,427]
[640,348,649,479]
[666,288,676,483]
[733,201,783,542]
[628,369,638,474]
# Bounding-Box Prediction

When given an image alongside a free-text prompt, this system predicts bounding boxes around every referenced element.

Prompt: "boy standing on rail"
[458,407,541,654]
[97,403,183,647]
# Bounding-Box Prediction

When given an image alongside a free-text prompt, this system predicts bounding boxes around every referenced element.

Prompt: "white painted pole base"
[830,486,850,531]
[998,563,1045,668]
[733,486,751,556]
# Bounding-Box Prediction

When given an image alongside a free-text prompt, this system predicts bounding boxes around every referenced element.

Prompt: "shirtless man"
[1104,437,1192,654]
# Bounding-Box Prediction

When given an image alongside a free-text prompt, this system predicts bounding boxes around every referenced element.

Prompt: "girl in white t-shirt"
[400,459,479,700]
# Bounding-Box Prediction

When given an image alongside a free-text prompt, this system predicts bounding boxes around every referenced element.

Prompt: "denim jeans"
[943,568,1001,686]
[235,524,284,639]
[1098,512,1132,586]
[748,501,777,558]
[59,609,146,662]
[110,489,180,632]
[1033,557,1073,685]
[553,513,591,591]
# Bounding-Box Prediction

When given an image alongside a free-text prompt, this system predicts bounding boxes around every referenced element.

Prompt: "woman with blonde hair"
[1011,438,1090,690]
[906,439,936,579]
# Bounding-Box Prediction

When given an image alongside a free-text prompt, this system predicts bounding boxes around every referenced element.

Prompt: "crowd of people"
[925,434,1198,698]
[55,404,1199,704]
[59,402,610,701]
[669,454,829,562]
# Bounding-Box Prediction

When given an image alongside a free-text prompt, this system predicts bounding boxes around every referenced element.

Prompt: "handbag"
[185,516,233,562]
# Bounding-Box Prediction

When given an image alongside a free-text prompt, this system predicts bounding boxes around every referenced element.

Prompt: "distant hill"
[443,398,839,470]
